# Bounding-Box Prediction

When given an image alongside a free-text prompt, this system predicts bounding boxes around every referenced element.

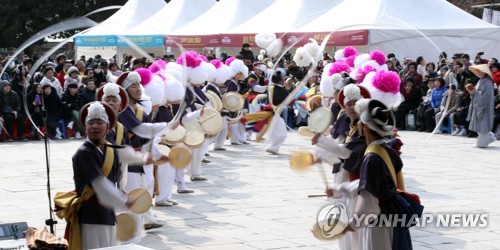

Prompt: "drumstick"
[308,194,328,198]
[317,163,329,188]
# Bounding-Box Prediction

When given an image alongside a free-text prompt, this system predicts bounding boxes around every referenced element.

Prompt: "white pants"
[214,118,228,148]
[266,117,287,153]
[189,146,205,178]
[175,168,188,190]
[81,224,115,249]
[155,162,176,202]
[229,121,246,143]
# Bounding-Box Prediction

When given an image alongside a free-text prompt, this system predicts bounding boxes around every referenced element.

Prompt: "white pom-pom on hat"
[354,54,371,69]
[144,74,166,105]
[165,74,185,102]
[255,32,277,49]
[230,59,248,78]
[342,84,363,106]
[102,82,121,102]
[293,47,313,67]
[85,102,109,125]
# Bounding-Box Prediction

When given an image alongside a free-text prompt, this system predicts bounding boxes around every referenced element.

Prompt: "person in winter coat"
[433,84,461,133]
[425,77,447,132]
[41,85,62,139]
[61,83,84,139]
[0,80,25,141]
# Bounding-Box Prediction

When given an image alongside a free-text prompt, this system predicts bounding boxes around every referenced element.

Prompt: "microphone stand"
[36,90,57,234]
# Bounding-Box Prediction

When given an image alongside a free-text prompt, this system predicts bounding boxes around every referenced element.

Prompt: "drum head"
[297,126,315,137]
[152,145,171,165]
[205,91,223,112]
[223,92,244,112]
[289,151,315,171]
[199,108,223,136]
[308,107,332,133]
[182,120,204,133]
[306,95,323,112]
[163,125,187,145]
[128,188,152,214]
[184,131,205,149]
[311,219,346,241]
[116,212,136,241]
[169,146,192,169]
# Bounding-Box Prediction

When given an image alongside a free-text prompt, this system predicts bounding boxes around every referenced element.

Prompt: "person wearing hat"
[64,66,82,91]
[204,59,231,151]
[54,53,67,73]
[95,60,110,87]
[264,68,289,155]
[433,84,460,134]
[245,61,269,107]
[466,64,496,148]
[0,80,25,141]
[226,57,250,145]
[116,72,170,235]
[63,101,142,249]
[40,67,63,97]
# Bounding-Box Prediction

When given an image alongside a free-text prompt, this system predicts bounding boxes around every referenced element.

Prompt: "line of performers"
[303,47,422,249]
[54,51,293,249]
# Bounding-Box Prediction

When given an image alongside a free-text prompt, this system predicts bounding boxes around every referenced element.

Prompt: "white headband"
[122,71,141,90]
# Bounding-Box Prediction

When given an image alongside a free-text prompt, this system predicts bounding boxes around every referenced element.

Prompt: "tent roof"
[224,0,342,34]
[83,0,167,36]
[170,0,276,35]
[126,0,218,36]
[295,0,499,32]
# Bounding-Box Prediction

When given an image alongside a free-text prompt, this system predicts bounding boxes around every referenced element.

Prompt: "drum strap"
[364,144,405,191]
[54,142,114,250]
[116,122,124,146]
[128,105,144,139]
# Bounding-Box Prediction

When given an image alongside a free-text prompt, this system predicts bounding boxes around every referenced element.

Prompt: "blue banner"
[74,36,117,46]
[75,35,164,47]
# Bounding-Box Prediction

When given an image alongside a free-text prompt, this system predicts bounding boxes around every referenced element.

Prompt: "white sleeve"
[182,109,202,123]
[116,145,148,165]
[119,163,128,189]
[91,176,128,209]
[253,85,268,93]
[150,137,164,161]
[130,122,167,139]
[332,179,361,199]
[316,136,352,159]
[348,190,381,228]
[314,148,341,166]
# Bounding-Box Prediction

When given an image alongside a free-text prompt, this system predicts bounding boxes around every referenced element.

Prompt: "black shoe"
[467,132,478,138]
[177,189,194,194]
[205,153,210,157]
[418,127,427,132]
[214,147,226,151]
[144,222,164,230]
[190,176,207,181]
[201,159,211,163]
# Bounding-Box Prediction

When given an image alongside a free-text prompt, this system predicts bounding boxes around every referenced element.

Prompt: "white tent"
[167,0,276,47]
[75,0,167,47]
[292,0,500,61]
[125,0,218,36]
[224,0,343,34]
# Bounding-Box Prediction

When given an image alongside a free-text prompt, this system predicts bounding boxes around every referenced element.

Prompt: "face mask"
[94,69,101,74]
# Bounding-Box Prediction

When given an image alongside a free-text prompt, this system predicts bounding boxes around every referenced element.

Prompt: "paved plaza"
[1,130,499,249]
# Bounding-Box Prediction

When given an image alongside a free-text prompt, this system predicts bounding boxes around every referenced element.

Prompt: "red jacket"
[492,71,500,87]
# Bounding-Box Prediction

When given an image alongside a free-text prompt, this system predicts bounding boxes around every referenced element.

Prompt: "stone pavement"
[0,130,499,249]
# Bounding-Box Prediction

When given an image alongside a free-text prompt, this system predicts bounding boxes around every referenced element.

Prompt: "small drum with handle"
[222,92,244,112]
[199,107,223,135]
[184,131,205,149]
[128,188,152,214]
[169,145,192,168]
[116,212,136,241]
[308,107,332,133]
[162,125,187,145]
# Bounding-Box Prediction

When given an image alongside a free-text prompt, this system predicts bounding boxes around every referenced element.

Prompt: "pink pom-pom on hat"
[345,55,356,68]
[176,51,202,68]
[370,50,386,66]
[211,59,224,69]
[134,68,153,87]
[356,65,377,84]
[149,59,167,74]
[343,46,357,58]
[225,57,237,66]
[329,61,351,76]
[372,70,400,94]
[198,54,208,62]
